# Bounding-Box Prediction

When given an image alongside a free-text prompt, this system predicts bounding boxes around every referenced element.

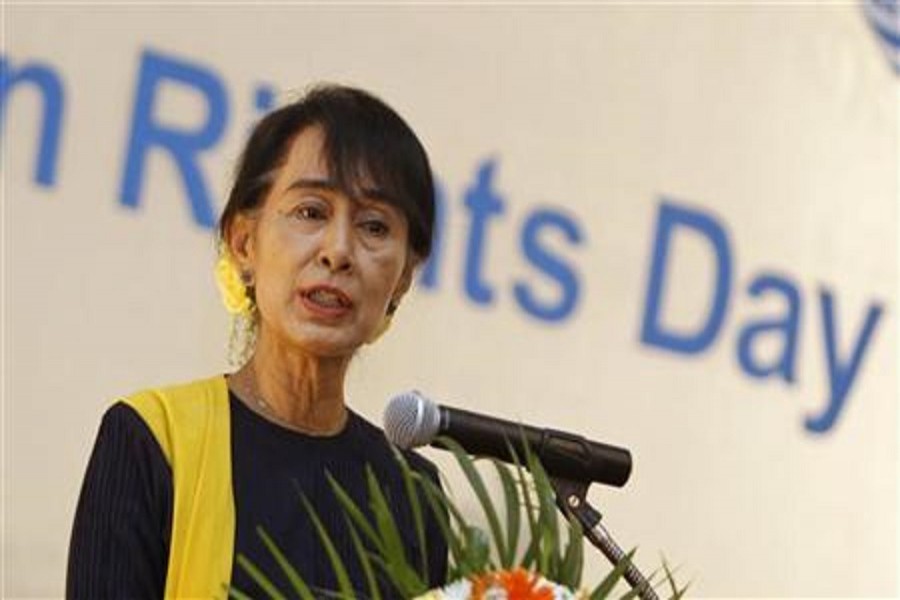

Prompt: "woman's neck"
[231,333,350,434]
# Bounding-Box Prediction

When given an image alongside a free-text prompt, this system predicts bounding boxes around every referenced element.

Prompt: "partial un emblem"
[863,0,900,73]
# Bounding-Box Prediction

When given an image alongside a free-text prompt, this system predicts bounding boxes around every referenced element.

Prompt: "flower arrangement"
[417,568,587,599]
[230,438,686,600]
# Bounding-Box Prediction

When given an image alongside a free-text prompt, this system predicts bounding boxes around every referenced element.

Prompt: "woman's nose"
[318,217,353,273]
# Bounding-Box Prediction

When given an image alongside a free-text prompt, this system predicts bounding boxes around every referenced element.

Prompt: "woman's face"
[231,126,414,358]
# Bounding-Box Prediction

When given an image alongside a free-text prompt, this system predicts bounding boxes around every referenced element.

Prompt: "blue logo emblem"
[863,0,899,73]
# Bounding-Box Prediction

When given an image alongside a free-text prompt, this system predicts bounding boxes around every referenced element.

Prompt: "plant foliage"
[229,438,688,599]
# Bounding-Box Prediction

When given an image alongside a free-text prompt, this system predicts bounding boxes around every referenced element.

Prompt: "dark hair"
[218,84,435,259]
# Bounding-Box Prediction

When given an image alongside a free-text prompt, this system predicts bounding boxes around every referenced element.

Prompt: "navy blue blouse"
[67,392,448,599]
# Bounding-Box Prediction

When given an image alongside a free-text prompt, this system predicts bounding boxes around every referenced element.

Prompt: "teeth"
[308,289,346,308]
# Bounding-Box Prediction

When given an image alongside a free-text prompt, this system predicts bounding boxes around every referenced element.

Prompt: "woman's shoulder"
[121,374,228,405]
[114,374,230,462]
[99,400,160,439]
[118,374,230,413]
[90,401,173,480]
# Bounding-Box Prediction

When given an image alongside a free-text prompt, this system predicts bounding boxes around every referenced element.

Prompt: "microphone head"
[383,390,441,449]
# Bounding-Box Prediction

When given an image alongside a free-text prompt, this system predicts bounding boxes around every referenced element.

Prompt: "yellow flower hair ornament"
[214,253,253,315]
[215,251,257,367]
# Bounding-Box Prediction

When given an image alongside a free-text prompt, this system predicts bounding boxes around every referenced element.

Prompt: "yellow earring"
[214,251,257,367]
[214,253,254,315]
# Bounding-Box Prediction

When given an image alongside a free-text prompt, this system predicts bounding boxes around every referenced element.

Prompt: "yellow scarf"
[123,375,234,599]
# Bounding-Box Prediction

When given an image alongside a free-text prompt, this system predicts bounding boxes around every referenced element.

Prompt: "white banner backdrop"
[3,4,897,597]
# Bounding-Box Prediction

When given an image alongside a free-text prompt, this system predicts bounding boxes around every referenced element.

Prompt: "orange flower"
[469,572,492,599]
[467,569,556,600]
[498,569,555,600]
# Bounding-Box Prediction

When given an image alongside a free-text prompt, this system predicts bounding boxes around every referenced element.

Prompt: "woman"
[67,85,447,599]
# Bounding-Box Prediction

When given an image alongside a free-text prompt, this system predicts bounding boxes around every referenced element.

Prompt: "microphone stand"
[549,477,658,600]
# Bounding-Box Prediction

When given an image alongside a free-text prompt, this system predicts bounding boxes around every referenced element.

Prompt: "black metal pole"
[550,477,658,600]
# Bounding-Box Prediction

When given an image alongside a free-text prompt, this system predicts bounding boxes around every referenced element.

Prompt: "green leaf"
[457,524,491,577]
[417,473,467,578]
[620,579,656,600]
[255,526,317,600]
[392,448,430,578]
[493,459,521,568]
[559,515,584,589]
[365,467,406,561]
[520,542,538,572]
[590,548,635,600]
[525,448,560,576]
[326,472,384,554]
[366,467,405,560]
[327,469,430,596]
[512,447,540,573]
[436,436,507,567]
[620,586,642,600]
[226,585,254,600]
[364,467,426,592]
[298,492,356,598]
[661,556,691,599]
[343,515,383,600]
[623,562,667,600]
[235,553,288,600]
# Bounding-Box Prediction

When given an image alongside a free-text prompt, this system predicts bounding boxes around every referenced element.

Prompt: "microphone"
[383,391,632,487]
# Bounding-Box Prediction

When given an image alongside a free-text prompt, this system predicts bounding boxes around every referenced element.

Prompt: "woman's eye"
[293,204,326,220]
[360,219,389,237]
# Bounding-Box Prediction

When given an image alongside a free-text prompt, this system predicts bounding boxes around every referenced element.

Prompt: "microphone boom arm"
[550,477,659,600]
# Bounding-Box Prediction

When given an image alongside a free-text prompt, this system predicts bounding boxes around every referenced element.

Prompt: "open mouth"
[302,287,352,309]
